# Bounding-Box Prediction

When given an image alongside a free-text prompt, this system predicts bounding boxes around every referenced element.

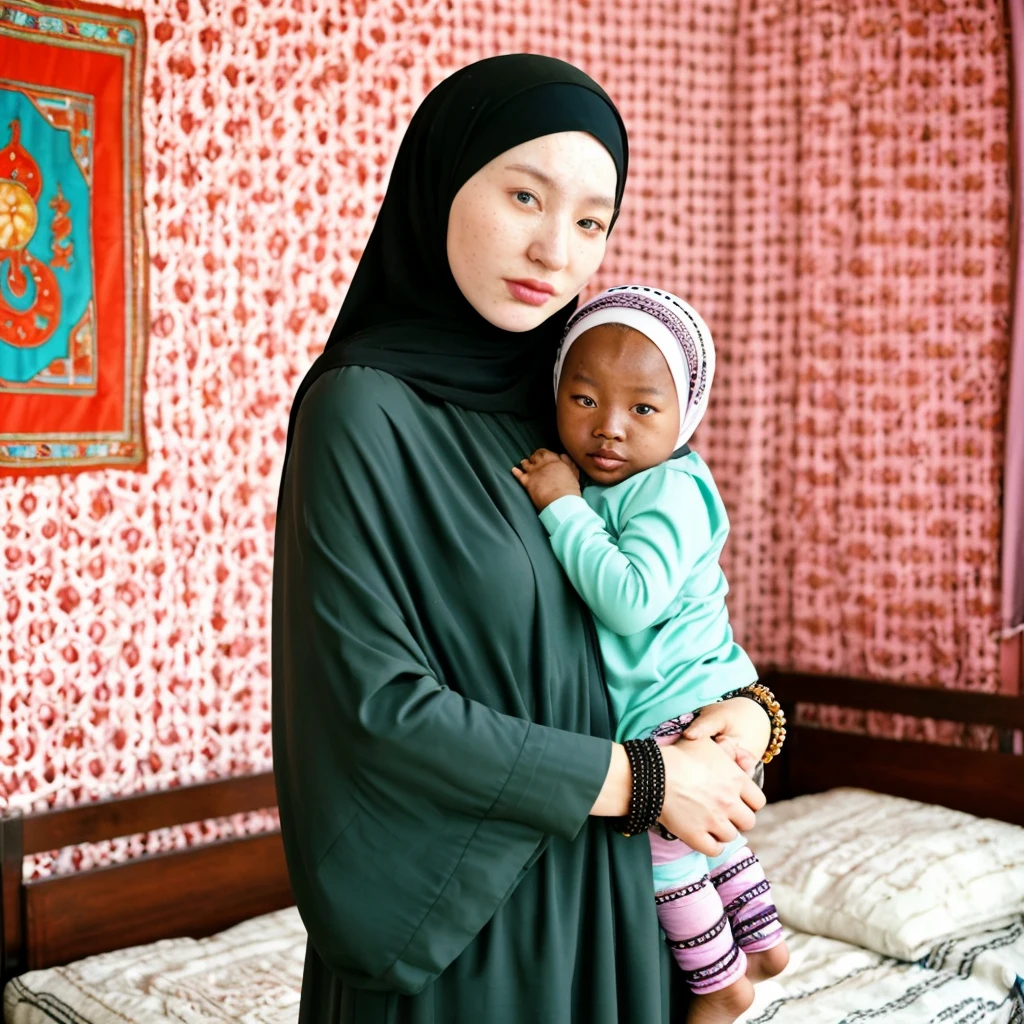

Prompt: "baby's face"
[556,323,681,486]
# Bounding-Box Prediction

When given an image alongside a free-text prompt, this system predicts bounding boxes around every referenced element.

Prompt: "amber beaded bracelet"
[722,683,787,764]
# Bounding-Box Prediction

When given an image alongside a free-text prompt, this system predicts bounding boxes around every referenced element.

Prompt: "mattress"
[745,918,1024,1023]
[3,906,305,1024]
[6,786,1024,1024]
[5,907,1023,1024]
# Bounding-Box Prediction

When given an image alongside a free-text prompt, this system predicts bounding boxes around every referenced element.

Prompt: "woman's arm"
[294,551,611,841]
[589,742,631,816]
[281,374,611,842]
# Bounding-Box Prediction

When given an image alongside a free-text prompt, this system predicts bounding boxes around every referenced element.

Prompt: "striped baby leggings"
[649,719,784,995]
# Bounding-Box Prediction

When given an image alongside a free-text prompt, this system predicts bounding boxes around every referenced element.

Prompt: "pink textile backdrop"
[0,0,1012,873]
[701,1,1013,743]
[1004,0,1024,640]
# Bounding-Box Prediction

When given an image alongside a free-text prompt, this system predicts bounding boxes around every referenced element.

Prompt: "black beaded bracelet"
[612,738,666,838]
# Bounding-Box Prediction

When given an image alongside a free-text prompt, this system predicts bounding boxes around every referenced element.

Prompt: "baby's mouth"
[587,449,626,472]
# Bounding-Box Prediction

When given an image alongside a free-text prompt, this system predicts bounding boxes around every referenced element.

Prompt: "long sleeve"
[272,368,612,996]
[538,468,711,635]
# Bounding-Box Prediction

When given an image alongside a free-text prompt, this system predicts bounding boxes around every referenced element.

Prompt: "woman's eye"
[572,395,596,408]
[578,218,603,233]
[514,190,537,206]
[634,404,655,416]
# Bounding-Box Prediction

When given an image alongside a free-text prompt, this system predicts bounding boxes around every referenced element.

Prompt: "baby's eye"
[572,395,597,408]
[634,404,656,416]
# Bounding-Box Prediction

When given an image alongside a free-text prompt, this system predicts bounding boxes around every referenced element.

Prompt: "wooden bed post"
[759,671,795,805]
[1,810,25,984]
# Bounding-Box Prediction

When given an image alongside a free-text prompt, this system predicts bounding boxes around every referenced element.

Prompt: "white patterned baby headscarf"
[553,285,716,451]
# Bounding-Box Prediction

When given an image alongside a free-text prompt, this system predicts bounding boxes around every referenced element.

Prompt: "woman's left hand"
[512,449,582,511]
[680,697,771,773]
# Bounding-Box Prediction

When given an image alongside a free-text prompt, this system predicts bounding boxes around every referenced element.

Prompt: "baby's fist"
[512,448,582,511]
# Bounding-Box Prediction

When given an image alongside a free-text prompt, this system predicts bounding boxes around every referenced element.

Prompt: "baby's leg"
[707,842,787,982]
[649,719,759,1020]
[744,942,790,984]
[653,870,754,1023]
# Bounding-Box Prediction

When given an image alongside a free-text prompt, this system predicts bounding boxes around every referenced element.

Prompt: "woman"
[272,53,769,1023]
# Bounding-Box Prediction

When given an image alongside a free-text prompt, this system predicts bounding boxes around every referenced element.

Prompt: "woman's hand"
[659,738,764,856]
[681,696,771,770]
[710,734,761,777]
[512,449,581,511]
[590,737,764,858]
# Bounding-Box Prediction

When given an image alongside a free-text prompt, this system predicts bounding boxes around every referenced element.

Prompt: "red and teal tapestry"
[0,0,147,474]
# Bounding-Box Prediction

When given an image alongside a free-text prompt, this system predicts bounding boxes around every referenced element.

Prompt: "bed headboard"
[0,671,1021,982]
[0,772,292,984]
[761,671,1024,825]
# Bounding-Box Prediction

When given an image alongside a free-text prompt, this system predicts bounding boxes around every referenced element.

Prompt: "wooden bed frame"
[0,772,291,984]
[760,672,1024,824]
[1,670,1022,984]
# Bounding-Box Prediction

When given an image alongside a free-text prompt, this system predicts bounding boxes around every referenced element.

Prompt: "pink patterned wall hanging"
[0,0,1012,875]
[708,1,1012,732]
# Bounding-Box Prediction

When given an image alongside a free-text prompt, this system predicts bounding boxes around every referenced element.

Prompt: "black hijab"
[284,53,629,456]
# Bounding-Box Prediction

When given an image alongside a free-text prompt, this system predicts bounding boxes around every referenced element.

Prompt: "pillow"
[745,787,1024,961]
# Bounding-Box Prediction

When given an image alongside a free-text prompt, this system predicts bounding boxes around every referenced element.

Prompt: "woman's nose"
[528,215,570,271]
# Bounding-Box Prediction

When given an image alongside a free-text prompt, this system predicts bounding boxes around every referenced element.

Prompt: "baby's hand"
[512,449,582,511]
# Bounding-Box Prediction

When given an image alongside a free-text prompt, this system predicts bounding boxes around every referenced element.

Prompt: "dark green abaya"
[272,53,689,1021]
[274,368,687,1021]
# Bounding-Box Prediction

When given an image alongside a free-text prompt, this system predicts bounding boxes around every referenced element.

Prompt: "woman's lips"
[505,280,554,306]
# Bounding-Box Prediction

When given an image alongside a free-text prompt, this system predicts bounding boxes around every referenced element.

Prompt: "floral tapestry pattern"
[0,0,147,473]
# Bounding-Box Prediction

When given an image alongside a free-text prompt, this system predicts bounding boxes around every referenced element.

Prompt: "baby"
[513,285,788,1024]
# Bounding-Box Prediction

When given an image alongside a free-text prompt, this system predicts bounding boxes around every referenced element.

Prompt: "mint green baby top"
[538,449,757,743]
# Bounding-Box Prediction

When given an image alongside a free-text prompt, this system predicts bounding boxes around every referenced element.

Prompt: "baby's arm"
[515,458,709,636]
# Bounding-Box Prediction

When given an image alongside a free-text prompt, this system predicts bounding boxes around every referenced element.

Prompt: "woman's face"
[446,131,618,333]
